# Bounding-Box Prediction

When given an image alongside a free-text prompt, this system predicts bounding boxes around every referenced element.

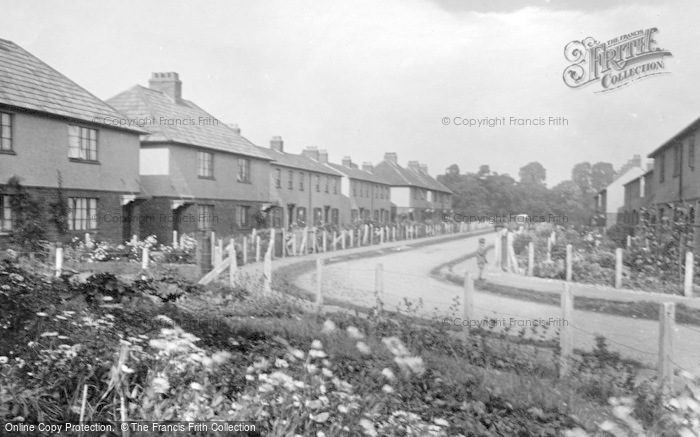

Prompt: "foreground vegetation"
[2,255,700,436]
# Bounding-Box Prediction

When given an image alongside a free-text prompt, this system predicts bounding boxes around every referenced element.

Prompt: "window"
[659,151,665,183]
[673,142,681,177]
[313,208,323,226]
[315,175,320,192]
[324,176,329,193]
[374,185,378,198]
[68,197,97,231]
[351,209,358,221]
[275,169,281,188]
[296,207,306,226]
[236,205,249,228]
[333,178,338,194]
[288,170,294,189]
[0,195,12,232]
[331,208,339,225]
[272,207,283,228]
[198,151,213,178]
[690,134,696,170]
[238,158,250,182]
[0,112,12,151]
[197,204,215,229]
[68,125,97,161]
[365,183,369,197]
[299,172,304,191]
[386,187,390,201]
[352,181,356,197]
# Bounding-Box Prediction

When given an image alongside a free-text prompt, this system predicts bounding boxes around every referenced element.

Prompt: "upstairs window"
[315,175,320,192]
[0,112,12,152]
[198,151,214,178]
[299,172,305,191]
[275,169,281,188]
[68,125,97,161]
[352,181,356,197]
[333,178,338,194]
[324,176,329,193]
[238,158,250,182]
[288,170,294,189]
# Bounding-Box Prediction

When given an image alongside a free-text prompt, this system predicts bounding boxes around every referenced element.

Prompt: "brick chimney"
[302,146,319,161]
[384,152,398,164]
[227,123,241,134]
[407,161,420,171]
[362,162,373,173]
[270,136,284,152]
[419,163,428,174]
[149,72,182,103]
[342,156,352,167]
[318,150,328,164]
[632,154,641,167]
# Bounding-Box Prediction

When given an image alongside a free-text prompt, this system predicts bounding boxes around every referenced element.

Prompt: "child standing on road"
[476,238,487,280]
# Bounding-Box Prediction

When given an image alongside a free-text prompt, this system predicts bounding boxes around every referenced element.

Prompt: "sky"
[1,0,698,185]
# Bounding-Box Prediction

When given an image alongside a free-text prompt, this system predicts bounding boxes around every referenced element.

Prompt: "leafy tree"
[590,162,616,193]
[518,162,546,186]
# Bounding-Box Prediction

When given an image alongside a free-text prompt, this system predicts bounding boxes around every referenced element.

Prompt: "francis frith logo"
[563,27,672,92]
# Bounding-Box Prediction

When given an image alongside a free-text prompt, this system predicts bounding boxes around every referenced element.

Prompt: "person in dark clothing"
[476,237,487,280]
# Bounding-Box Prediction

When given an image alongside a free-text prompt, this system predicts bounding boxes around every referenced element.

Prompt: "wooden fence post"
[684,251,694,297]
[462,271,474,340]
[493,231,501,267]
[505,232,513,271]
[615,248,623,289]
[528,241,534,276]
[292,233,297,256]
[141,247,149,269]
[559,282,574,378]
[323,230,327,253]
[375,263,384,300]
[263,244,272,293]
[392,226,396,242]
[332,231,337,251]
[342,230,346,250]
[229,238,236,287]
[658,302,675,394]
[173,231,178,248]
[55,247,64,277]
[380,227,384,244]
[255,236,261,262]
[243,237,248,265]
[270,229,276,260]
[565,244,572,282]
[315,258,324,313]
[349,229,354,248]
[546,237,552,262]
[370,224,374,245]
[282,229,287,258]
[210,232,216,266]
[626,235,631,249]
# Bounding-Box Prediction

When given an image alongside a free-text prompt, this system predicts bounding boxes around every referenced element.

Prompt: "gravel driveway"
[294,233,700,375]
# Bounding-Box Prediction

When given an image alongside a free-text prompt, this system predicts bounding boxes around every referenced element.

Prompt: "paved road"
[294,233,700,374]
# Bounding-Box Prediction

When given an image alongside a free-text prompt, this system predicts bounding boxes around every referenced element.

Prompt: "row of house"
[595,116,700,240]
[0,39,452,245]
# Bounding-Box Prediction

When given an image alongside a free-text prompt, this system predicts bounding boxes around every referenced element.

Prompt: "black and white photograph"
[0,1,698,435]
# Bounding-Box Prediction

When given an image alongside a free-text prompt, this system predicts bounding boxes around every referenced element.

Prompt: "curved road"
[294,233,700,374]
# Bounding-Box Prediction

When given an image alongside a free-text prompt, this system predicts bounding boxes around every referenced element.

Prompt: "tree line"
[436,161,619,224]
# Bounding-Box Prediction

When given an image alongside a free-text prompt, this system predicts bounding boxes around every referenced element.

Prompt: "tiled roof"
[261,147,343,176]
[647,116,700,158]
[107,85,270,159]
[373,160,452,193]
[0,38,140,132]
[326,163,389,184]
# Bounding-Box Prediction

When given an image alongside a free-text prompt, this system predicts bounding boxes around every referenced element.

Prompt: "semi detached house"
[0,39,143,245]
[108,73,272,244]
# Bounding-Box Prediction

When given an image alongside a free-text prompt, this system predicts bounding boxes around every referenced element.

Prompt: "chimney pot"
[270,136,284,152]
[302,146,320,161]
[419,163,428,174]
[149,72,182,103]
[342,156,352,167]
[407,161,420,171]
[384,152,398,164]
[318,149,328,164]
[227,123,241,134]
[362,161,373,173]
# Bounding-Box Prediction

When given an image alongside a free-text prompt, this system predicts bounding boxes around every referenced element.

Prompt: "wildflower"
[190,382,204,391]
[275,358,289,368]
[154,315,175,325]
[0,356,7,364]
[254,358,270,370]
[121,365,135,374]
[36,312,48,317]
[245,375,255,381]
[322,368,333,378]
[311,340,323,350]
[346,326,364,339]
[40,332,59,337]
[317,431,326,437]
[291,349,305,359]
[321,320,337,333]
[394,356,425,376]
[57,336,70,340]
[382,384,394,394]
[338,405,349,413]
[360,418,378,437]
[381,368,396,381]
[356,341,371,355]
[306,364,318,374]
[152,377,170,394]
[434,418,449,427]
[309,349,327,359]
[382,336,410,357]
